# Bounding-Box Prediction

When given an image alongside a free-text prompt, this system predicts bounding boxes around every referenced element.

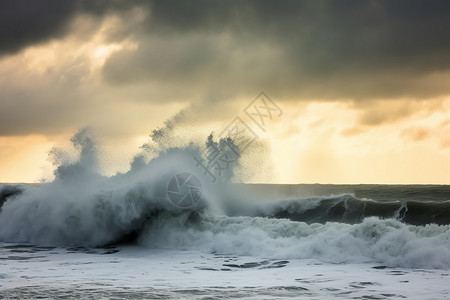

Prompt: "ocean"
[0,131,449,299]
[1,181,449,299]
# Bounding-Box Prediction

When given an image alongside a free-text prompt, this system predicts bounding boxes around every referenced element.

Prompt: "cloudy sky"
[0,0,449,184]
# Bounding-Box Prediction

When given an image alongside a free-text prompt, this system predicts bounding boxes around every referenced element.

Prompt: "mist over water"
[0,123,450,269]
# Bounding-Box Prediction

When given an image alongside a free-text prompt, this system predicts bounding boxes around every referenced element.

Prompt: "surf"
[1,128,450,269]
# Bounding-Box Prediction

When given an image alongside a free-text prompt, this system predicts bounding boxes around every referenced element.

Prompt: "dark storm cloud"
[4,0,450,86]
[0,0,76,56]
[146,0,450,68]
[0,0,145,57]
[100,0,450,101]
[143,0,450,69]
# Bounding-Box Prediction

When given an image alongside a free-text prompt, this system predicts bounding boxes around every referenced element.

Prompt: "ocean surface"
[1,182,449,299]
[0,131,449,299]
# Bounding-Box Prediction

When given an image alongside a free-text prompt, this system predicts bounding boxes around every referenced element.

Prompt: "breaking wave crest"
[140,213,450,269]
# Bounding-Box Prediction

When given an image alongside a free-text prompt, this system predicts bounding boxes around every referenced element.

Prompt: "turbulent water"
[1,129,449,299]
[1,182,449,269]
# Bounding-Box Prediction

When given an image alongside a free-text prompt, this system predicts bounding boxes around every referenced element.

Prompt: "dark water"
[2,183,450,228]
[227,184,450,226]
[1,183,450,299]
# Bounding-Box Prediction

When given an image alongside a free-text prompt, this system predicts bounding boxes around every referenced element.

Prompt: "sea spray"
[0,127,245,246]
